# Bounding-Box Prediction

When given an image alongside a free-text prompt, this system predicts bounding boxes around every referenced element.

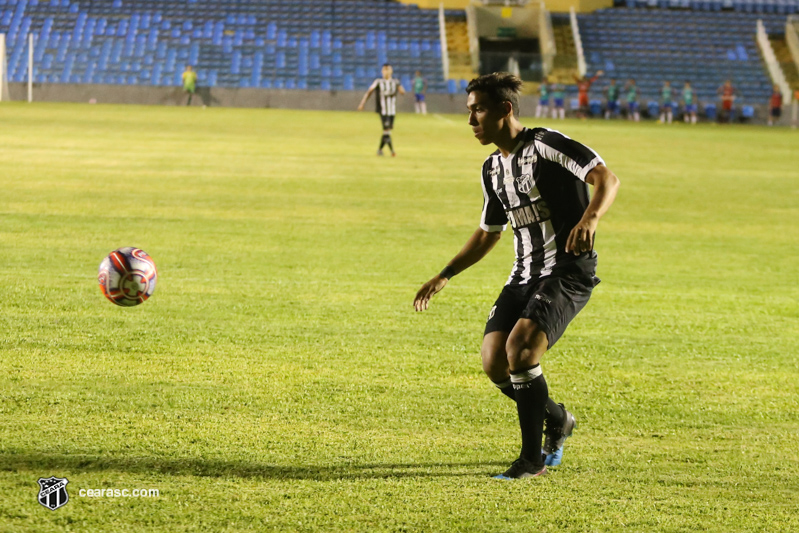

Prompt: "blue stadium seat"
[1,0,449,91]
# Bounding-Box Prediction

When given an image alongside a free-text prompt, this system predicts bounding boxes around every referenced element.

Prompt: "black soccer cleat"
[543,404,576,466]
[492,457,547,480]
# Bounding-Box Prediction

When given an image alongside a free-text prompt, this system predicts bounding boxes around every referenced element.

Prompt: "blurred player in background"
[535,77,551,118]
[574,70,603,119]
[536,78,551,118]
[793,90,799,128]
[624,79,640,122]
[551,82,566,120]
[604,79,620,119]
[767,85,782,126]
[413,70,427,115]
[182,65,197,106]
[717,80,737,123]
[659,81,674,125]
[682,81,697,124]
[358,63,406,156]
[414,72,620,480]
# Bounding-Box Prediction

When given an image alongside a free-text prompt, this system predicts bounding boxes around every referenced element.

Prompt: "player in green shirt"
[535,77,550,118]
[659,81,674,124]
[551,83,566,120]
[624,79,639,122]
[182,65,198,106]
[413,71,427,115]
[604,78,620,119]
[682,81,697,124]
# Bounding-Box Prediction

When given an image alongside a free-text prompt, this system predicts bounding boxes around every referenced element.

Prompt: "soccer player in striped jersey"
[414,73,620,480]
[357,63,406,156]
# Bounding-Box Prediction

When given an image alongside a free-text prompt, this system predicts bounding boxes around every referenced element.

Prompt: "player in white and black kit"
[414,73,620,480]
[357,63,405,156]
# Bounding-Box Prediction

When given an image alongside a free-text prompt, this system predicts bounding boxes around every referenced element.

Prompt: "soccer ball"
[98,247,158,307]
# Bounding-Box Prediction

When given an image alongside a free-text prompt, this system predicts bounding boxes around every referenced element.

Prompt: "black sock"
[385,133,394,152]
[545,398,565,429]
[379,134,387,150]
[492,378,515,401]
[511,365,548,466]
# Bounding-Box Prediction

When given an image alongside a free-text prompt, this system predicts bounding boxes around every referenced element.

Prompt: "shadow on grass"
[0,453,509,481]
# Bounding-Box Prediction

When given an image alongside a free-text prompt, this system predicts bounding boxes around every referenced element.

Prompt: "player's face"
[467,90,509,146]
[382,66,393,79]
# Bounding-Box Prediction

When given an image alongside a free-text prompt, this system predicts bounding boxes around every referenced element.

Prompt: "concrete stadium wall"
[8,82,475,114]
[7,82,783,124]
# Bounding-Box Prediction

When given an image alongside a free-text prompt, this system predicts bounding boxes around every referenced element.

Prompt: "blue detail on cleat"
[543,406,576,467]
[544,447,563,466]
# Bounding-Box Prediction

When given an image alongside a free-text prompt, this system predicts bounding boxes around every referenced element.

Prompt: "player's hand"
[413,275,448,312]
[357,103,364,111]
[566,216,598,255]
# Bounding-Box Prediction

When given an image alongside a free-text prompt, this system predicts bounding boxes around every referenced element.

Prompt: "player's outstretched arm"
[414,228,502,311]
[566,164,620,255]
[357,87,375,111]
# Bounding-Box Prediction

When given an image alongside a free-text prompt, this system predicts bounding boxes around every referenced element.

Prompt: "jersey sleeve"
[368,79,379,91]
[534,129,605,182]
[480,162,508,233]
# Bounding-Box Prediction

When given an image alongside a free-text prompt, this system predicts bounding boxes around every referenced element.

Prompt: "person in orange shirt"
[717,80,737,123]
[574,70,603,119]
[792,90,799,129]
[768,85,782,126]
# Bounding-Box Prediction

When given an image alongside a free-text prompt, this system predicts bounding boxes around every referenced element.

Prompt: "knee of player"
[505,334,546,365]
[504,337,526,364]
[481,347,505,372]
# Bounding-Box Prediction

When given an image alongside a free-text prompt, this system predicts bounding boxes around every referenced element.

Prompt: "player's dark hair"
[383,63,391,68]
[465,72,523,117]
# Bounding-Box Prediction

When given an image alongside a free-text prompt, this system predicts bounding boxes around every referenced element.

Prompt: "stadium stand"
[2,0,794,108]
[0,0,448,92]
[578,7,788,108]
[616,0,799,14]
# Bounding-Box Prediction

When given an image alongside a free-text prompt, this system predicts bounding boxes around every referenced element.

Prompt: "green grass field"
[1,102,798,532]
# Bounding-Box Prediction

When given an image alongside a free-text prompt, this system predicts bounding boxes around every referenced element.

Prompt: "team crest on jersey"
[515,173,533,194]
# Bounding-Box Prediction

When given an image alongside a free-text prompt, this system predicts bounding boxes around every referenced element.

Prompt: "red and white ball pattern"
[98,247,157,307]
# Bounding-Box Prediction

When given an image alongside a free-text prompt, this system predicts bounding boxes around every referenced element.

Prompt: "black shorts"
[380,114,395,130]
[484,271,599,348]
[771,107,781,118]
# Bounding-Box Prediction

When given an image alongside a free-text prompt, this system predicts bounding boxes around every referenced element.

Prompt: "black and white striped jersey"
[480,127,604,286]
[369,78,400,116]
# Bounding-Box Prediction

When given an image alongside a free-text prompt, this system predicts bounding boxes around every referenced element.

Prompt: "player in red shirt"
[768,85,782,126]
[717,80,737,123]
[573,70,603,119]
[793,90,799,129]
